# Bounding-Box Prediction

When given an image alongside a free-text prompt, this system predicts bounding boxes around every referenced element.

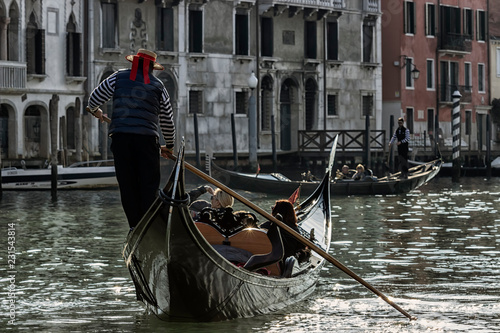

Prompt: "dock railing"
[298,130,386,155]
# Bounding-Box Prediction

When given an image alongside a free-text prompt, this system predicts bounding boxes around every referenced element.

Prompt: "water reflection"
[0,177,499,332]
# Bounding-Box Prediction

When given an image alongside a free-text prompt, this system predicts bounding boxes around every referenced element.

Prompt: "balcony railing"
[363,0,379,13]
[261,0,345,10]
[439,84,472,103]
[0,62,26,89]
[439,33,472,53]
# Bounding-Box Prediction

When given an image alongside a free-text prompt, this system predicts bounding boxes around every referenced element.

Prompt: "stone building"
[0,0,86,167]
[1,0,383,166]
[88,0,382,159]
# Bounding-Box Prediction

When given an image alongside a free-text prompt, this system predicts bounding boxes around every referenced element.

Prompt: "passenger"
[262,200,309,263]
[352,164,366,181]
[188,186,234,218]
[301,170,318,182]
[335,164,352,179]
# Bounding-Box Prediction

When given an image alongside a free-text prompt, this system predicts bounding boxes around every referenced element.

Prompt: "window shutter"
[36,29,45,74]
[74,33,82,76]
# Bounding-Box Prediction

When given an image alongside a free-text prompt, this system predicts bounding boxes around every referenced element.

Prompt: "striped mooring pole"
[452,90,462,182]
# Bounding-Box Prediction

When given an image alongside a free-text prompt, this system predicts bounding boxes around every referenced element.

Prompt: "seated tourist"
[188,186,234,218]
[301,170,318,182]
[335,164,352,180]
[352,164,366,181]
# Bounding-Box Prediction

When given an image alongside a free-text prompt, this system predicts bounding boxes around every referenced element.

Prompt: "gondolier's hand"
[88,107,105,123]
[161,145,174,159]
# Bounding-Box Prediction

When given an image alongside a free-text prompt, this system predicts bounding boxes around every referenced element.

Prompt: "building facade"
[382,0,490,153]
[88,0,383,159]
[0,0,86,166]
[489,0,500,142]
[1,0,383,166]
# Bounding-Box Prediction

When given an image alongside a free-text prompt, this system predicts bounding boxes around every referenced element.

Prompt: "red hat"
[125,49,164,84]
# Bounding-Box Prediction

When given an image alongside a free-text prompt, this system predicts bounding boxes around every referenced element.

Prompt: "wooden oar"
[87,107,416,320]
[166,151,416,321]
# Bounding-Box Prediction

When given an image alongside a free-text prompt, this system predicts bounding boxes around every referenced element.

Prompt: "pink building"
[382,0,490,153]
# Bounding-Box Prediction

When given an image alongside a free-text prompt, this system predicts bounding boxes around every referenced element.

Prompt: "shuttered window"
[189,90,203,114]
[477,10,486,41]
[425,4,436,36]
[362,20,374,63]
[305,21,317,59]
[362,95,373,117]
[157,7,174,51]
[26,26,45,75]
[327,94,337,116]
[189,9,203,53]
[404,1,415,34]
[463,9,473,39]
[261,17,273,57]
[235,13,249,55]
[102,3,117,48]
[235,92,247,114]
[66,32,82,76]
[261,76,273,131]
[326,21,338,60]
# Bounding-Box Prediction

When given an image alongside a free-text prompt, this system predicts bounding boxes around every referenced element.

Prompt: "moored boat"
[1,160,117,190]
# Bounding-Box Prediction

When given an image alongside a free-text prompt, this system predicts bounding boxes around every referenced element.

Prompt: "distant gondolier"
[88,49,175,230]
[389,117,410,179]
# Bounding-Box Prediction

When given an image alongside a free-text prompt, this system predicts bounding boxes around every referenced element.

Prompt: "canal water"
[1,176,499,332]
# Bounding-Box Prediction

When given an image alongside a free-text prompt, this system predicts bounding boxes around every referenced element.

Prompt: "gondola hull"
[210,159,442,196]
[123,148,332,321]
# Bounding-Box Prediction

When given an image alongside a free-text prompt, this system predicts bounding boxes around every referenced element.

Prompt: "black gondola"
[122,144,334,321]
[210,158,442,196]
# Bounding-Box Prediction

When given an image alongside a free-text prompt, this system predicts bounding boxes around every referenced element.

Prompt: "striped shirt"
[88,71,175,148]
[390,127,410,145]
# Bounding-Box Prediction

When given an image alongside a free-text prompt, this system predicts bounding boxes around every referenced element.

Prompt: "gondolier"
[88,48,175,230]
[389,117,410,179]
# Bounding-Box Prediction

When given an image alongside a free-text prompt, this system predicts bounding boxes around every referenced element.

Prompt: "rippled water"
[1,176,499,332]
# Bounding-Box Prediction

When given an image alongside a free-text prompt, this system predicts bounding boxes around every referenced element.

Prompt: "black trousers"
[397,146,409,177]
[111,133,160,229]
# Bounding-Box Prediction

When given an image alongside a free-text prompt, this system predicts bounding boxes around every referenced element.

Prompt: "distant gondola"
[210,158,442,196]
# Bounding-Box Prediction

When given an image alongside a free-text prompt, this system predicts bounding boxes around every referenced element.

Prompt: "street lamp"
[248,71,258,172]
[399,55,420,80]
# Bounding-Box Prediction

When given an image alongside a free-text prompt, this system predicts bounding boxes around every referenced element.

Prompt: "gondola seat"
[195,222,283,276]
[243,223,284,272]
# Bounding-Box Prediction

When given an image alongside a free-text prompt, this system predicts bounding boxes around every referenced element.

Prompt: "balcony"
[439,84,472,104]
[260,0,345,11]
[0,61,26,90]
[439,33,472,56]
[363,0,380,13]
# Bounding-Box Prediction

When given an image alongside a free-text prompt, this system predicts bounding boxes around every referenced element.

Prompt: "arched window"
[25,106,42,158]
[26,12,45,74]
[66,13,82,76]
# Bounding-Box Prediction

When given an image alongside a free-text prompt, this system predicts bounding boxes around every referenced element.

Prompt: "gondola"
[210,158,442,196]
[122,145,333,321]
